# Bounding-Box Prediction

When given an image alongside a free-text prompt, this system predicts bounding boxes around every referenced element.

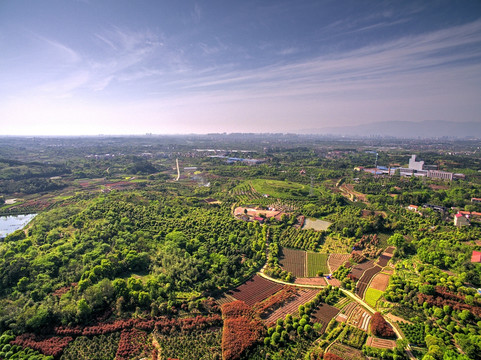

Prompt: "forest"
[0,134,480,360]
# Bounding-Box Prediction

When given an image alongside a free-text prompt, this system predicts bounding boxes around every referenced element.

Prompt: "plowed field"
[351,260,375,280]
[383,246,395,254]
[228,275,283,306]
[376,254,392,267]
[310,303,339,332]
[263,288,319,326]
[369,272,390,292]
[328,253,350,273]
[279,248,307,277]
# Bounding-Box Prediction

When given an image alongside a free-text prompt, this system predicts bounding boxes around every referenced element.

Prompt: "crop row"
[307,252,329,277]
[279,248,307,277]
[229,275,283,306]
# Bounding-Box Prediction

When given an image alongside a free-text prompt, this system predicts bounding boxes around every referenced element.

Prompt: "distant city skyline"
[1,0,480,135]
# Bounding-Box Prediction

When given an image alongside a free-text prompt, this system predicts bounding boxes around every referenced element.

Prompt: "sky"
[0,0,480,135]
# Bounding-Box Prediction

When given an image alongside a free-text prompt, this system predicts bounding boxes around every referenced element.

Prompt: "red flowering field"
[221,301,265,360]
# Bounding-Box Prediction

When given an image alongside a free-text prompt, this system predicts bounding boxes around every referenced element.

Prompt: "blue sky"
[1,0,480,135]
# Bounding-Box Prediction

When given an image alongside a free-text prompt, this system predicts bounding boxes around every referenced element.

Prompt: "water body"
[0,214,37,238]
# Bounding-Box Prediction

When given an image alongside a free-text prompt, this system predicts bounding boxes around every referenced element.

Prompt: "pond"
[0,214,37,238]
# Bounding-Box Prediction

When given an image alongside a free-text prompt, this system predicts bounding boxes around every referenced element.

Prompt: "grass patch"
[250,179,316,198]
[307,252,329,276]
[364,288,383,308]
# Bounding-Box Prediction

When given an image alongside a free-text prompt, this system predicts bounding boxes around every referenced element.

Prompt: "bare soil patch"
[302,218,332,231]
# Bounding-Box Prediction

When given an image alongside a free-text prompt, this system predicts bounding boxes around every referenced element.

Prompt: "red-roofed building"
[454,213,470,227]
[471,198,481,203]
[472,251,481,263]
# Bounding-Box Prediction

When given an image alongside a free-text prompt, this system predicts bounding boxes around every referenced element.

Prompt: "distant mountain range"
[302,120,481,138]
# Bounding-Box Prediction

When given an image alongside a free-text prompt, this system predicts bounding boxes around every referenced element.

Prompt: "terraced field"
[377,254,392,267]
[307,252,329,276]
[328,253,350,273]
[228,275,283,306]
[263,288,319,326]
[351,260,375,280]
[279,248,307,277]
[356,265,382,298]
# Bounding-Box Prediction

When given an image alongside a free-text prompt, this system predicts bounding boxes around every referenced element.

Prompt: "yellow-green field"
[364,288,384,308]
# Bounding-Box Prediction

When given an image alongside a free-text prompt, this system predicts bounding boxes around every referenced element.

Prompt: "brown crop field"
[310,303,340,332]
[279,248,307,277]
[383,246,395,254]
[351,260,375,280]
[328,253,350,273]
[263,289,319,327]
[294,277,327,286]
[376,254,392,267]
[356,265,382,298]
[369,273,390,292]
[228,275,283,306]
[366,336,396,349]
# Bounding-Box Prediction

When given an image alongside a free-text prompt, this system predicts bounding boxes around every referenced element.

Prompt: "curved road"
[256,269,416,359]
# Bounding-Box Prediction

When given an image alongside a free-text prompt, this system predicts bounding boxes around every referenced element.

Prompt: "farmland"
[310,303,340,332]
[328,343,368,360]
[328,253,350,273]
[263,288,319,326]
[369,272,390,292]
[155,329,222,360]
[307,252,329,276]
[350,260,376,280]
[279,248,307,277]
[355,265,382,298]
[364,288,384,308]
[1,135,481,360]
[228,275,283,306]
[339,302,372,332]
[365,336,396,349]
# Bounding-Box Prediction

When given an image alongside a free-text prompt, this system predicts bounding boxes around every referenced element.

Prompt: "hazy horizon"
[1,1,481,136]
